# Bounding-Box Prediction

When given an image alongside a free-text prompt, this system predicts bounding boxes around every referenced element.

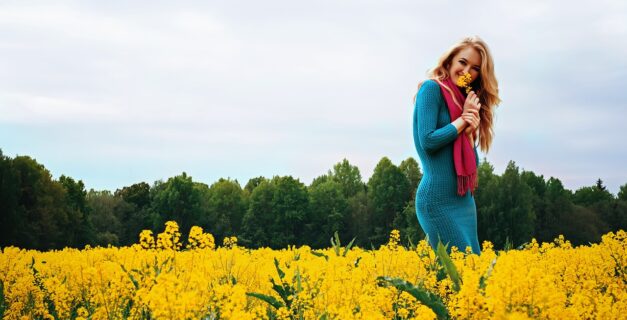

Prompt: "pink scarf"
[436,77,478,196]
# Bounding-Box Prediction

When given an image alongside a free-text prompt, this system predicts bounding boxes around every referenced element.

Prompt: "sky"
[1,0,626,194]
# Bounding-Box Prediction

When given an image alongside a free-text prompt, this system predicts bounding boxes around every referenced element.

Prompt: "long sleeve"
[413,80,458,154]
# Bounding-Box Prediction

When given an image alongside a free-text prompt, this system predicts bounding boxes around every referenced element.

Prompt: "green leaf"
[377,276,449,320]
[310,251,329,261]
[295,267,302,293]
[504,236,513,251]
[479,257,497,290]
[407,235,416,251]
[246,292,285,310]
[436,241,461,292]
[119,264,139,290]
[331,231,341,256]
[273,258,285,279]
[122,298,133,319]
[343,237,356,257]
[270,278,287,299]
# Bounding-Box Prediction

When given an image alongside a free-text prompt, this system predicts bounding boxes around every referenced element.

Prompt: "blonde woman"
[413,36,501,254]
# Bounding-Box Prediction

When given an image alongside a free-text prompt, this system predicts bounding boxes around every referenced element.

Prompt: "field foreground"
[1,226,625,320]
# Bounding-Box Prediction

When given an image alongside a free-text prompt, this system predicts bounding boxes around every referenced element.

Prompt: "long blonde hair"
[418,36,501,153]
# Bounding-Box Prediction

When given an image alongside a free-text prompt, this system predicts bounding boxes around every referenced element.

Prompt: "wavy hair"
[417,36,501,153]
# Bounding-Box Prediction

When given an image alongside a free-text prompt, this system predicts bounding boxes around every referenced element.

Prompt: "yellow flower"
[1,224,624,319]
[139,229,155,249]
[456,72,473,94]
[386,229,401,250]
[223,236,238,249]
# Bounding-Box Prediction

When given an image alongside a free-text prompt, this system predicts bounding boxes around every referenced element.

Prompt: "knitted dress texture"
[412,79,482,254]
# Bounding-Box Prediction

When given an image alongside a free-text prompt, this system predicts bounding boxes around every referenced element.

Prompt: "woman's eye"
[460,60,467,65]
[473,67,480,71]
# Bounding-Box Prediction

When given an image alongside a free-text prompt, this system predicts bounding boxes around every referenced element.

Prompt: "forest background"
[1,149,625,251]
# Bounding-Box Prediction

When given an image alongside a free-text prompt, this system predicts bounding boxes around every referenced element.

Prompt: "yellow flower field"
[1,222,625,320]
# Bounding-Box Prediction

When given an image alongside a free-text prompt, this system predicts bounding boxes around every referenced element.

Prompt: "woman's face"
[448,46,482,87]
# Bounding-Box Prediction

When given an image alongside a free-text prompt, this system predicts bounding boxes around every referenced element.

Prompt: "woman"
[413,36,501,255]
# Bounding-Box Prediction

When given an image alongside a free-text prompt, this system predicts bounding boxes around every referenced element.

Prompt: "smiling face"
[448,46,482,88]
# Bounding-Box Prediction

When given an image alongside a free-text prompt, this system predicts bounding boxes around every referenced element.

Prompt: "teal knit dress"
[412,79,481,255]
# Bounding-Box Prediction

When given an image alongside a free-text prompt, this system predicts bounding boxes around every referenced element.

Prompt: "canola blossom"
[456,72,473,94]
[0,221,625,320]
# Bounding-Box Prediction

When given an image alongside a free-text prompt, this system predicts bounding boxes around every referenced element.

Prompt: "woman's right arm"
[414,80,466,153]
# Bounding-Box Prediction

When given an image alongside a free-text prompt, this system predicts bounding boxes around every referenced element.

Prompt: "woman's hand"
[462,111,480,131]
[464,123,477,135]
[462,107,480,144]
[464,123,478,144]
[462,90,481,143]
[452,91,482,135]
[463,91,481,113]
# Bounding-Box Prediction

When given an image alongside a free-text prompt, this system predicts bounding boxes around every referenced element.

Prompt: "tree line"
[1,148,625,251]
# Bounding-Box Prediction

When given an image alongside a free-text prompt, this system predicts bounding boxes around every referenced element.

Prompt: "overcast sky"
[1,0,626,194]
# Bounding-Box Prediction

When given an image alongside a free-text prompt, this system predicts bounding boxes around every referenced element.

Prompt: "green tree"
[346,189,371,249]
[11,156,70,249]
[521,171,548,242]
[0,150,21,248]
[307,180,348,248]
[151,172,205,238]
[401,201,424,246]
[618,183,627,201]
[270,176,309,248]
[399,157,422,201]
[59,175,94,247]
[496,161,535,248]
[572,179,615,239]
[87,190,123,246]
[608,182,627,231]
[309,174,330,190]
[475,158,500,246]
[242,176,309,248]
[397,157,424,246]
[204,178,247,243]
[556,205,607,245]
[116,182,151,208]
[537,177,574,243]
[573,180,614,207]
[244,176,268,195]
[241,180,276,248]
[367,157,411,247]
[114,182,154,245]
[476,160,534,249]
[330,159,364,198]
[607,200,627,231]
[312,159,370,248]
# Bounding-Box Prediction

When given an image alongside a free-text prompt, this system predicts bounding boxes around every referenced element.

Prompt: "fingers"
[464,108,479,117]
[461,114,477,127]
[462,113,480,129]
[466,91,477,102]
[462,110,479,119]
[464,91,481,111]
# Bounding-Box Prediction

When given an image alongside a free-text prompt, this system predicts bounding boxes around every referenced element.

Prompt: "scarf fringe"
[457,172,478,196]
